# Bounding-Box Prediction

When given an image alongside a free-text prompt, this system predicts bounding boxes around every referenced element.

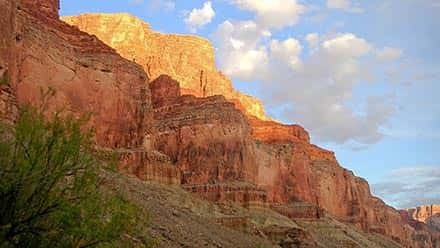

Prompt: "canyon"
[0,0,439,247]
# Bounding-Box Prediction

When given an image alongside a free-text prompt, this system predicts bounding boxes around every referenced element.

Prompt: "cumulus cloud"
[231,0,305,29]
[214,20,399,144]
[372,166,440,208]
[305,33,319,47]
[214,0,406,145]
[270,38,302,70]
[376,47,403,62]
[214,20,270,80]
[327,0,364,13]
[184,1,215,33]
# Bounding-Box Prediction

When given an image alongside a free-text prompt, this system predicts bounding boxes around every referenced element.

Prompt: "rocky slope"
[1,1,439,247]
[104,170,406,248]
[62,13,269,121]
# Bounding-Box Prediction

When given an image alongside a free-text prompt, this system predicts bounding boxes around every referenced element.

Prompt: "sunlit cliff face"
[62,13,270,121]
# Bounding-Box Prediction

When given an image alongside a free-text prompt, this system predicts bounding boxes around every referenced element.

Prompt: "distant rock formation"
[401,205,440,232]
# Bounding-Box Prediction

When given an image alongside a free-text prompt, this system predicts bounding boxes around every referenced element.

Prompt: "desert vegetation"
[0,92,153,247]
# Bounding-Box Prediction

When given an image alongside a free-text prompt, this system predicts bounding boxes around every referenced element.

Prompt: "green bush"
[0,104,151,247]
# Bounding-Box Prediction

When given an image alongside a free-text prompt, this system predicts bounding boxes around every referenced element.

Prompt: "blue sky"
[60,0,440,209]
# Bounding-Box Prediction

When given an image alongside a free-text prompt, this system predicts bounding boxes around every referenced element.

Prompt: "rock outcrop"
[149,75,265,206]
[62,13,270,121]
[401,205,440,234]
[0,0,183,187]
[252,118,438,247]
[9,0,150,149]
[405,205,440,224]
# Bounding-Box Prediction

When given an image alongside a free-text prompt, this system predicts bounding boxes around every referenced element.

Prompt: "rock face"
[251,118,438,247]
[149,75,265,205]
[0,0,182,186]
[62,13,270,121]
[405,205,440,224]
[2,2,439,247]
[401,205,440,233]
[10,0,150,149]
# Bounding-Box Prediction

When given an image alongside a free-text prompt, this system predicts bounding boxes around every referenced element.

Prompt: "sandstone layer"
[251,118,438,247]
[149,75,265,206]
[62,13,269,121]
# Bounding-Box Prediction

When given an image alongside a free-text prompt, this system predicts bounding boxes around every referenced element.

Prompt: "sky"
[60,0,440,209]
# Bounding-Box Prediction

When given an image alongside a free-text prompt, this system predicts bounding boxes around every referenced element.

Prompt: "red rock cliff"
[0,0,182,185]
[149,75,266,206]
[250,117,436,247]
[62,13,269,121]
[61,11,439,248]
[401,205,440,234]
[2,2,439,247]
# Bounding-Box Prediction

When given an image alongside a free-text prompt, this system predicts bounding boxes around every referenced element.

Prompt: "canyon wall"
[62,13,269,121]
[150,75,266,206]
[0,0,181,185]
[60,11,439,248]
[1,2,439,247]
[251,118,435,247]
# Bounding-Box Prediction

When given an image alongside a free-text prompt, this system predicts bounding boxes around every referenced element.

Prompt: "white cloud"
[321,33,371,58]
[327,0,364,13]
[376,47,403,62]
[214,27,395,144]
[270,38,302,70]
[231,0,305,29]
[372,166,440,208]
[184,1,215,33]
[214,20,270,80]
[305,33,319,47]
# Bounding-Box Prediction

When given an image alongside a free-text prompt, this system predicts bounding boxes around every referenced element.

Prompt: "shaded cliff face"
[150,76,257,180]
[149,75,266,206]
[62,13,269,121]
[0,0,184,186]
[4,0,151,149]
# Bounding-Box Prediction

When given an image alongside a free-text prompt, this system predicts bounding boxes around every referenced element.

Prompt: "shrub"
[0,103,150,247]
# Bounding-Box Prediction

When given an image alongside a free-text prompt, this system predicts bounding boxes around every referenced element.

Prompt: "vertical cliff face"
[0,0,185,186]
[149,75,266,206]
[0,0,17,123]
[8,0,151,149]
[250,118,438,247]
[21,0,59,18]
[62,13,270,121]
